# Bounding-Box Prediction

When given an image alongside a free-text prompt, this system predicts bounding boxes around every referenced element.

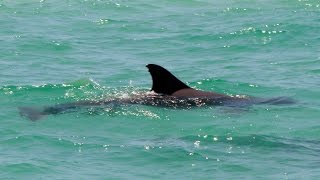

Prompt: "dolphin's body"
[19,64,295,121]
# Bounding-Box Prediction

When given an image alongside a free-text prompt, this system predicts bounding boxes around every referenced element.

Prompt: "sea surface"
[1,0,320,179]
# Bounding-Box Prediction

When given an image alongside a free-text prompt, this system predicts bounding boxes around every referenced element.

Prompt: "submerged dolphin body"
[19,64,295,121]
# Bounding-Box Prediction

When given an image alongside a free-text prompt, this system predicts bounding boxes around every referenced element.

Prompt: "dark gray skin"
[19,64,295,121]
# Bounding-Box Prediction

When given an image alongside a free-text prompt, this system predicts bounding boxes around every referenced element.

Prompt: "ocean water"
[1,0,320,179]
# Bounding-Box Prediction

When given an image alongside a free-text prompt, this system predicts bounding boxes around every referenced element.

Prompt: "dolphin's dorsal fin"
[146,64,190,95]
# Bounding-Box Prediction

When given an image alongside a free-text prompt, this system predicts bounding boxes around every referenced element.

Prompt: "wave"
[130,134,320,157]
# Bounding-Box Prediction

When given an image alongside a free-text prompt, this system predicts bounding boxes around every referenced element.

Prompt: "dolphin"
[19,64,295,121]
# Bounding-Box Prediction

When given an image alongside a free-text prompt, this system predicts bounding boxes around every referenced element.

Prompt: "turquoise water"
[1,0,320,179]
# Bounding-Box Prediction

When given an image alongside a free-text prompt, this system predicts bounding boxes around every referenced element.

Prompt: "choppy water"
[1,0,320,179]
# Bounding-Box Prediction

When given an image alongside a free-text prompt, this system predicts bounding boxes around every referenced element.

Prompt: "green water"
[1,0,320,179]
